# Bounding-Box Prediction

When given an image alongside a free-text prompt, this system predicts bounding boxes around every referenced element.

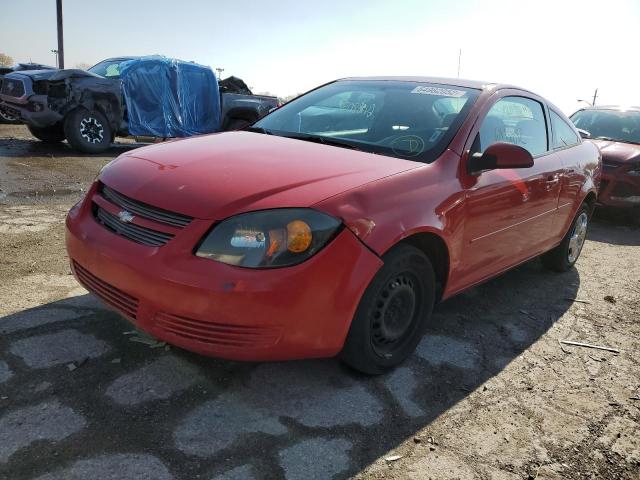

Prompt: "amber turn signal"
[287,220,312,253]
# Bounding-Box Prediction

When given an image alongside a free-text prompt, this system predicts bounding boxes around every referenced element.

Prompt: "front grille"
[73,262,139,319]
[155,312,282,348]
[100,184,192,228]
[94,205,174,247]
[1,78,25,97]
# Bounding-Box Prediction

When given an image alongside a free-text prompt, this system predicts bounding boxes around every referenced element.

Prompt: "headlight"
[195,208,341,268]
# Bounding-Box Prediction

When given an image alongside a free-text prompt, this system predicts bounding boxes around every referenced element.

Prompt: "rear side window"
[551,110,580,148]
[476,96,548,157]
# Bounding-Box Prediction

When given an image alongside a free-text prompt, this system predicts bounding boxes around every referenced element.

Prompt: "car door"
[456,92,563,289]
[548,108,584,233]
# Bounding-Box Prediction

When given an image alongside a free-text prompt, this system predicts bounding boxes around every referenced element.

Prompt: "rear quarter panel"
[556,140,601,233]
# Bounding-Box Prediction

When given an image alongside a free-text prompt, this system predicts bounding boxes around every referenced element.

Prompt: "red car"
[571,106,640,211]
[66,77,600,373]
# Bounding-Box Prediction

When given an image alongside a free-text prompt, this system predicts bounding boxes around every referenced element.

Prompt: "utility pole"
[51,49,58,68]
[56,0,64,69]
[592,88,598,106]
[215,67,224,80]
[457,49,461,78]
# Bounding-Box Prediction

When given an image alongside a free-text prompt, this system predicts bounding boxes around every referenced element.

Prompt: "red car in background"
[66,77,600,374]
[571,106,640,212]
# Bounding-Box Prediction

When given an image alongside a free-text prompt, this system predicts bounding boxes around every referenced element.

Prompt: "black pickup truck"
[0,63,57,123]
[0,56,278,153]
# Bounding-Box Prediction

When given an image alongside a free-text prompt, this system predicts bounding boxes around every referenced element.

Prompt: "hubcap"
[568,212,588,263]
[371,273,419,356]
[79,116,104,144]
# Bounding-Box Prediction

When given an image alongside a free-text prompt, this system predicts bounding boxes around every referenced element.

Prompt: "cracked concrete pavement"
[0,125,639,479]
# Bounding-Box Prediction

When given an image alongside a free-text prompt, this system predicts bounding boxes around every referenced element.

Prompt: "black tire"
[64,108,112,153]
[27,124,65,143]
[340,244,436,374]
[0,107,20,124]
[542,204,590,272]
[226,118,252,131]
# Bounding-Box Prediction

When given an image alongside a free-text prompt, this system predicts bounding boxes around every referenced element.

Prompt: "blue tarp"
[119,56,220,137]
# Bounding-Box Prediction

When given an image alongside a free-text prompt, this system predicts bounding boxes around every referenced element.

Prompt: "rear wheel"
[542,204,590,272]
[340,244,436,374]
[27,124,65,143]
[64,108,112,153]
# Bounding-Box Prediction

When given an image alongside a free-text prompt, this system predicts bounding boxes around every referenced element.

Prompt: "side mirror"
[469,142,534,174]
[577,128,591,139]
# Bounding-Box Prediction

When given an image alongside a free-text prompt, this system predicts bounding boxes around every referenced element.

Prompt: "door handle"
[546,175,560,184]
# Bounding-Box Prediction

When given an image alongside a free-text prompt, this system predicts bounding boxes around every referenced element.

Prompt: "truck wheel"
[0,108,20,124]
[64,108,112,153]
[542,204,590,272]
[340,244,436,374]
[27,124,65,143]
[226,118,252,131]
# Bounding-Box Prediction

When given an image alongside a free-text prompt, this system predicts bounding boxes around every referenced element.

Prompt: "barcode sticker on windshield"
[411,86,466,97]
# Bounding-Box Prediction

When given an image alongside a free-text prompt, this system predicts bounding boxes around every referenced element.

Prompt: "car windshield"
[253,80,479,163]
[88,59,129,78]
[571,109,640,145]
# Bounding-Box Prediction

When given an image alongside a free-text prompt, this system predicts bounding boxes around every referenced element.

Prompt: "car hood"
[99,131,422,219]
[592,139,640,165]
[9,69,101,82]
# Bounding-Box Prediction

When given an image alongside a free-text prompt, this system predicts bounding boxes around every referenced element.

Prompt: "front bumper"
[65,195,382,361]
[0,95,62,128]
[598,170,640,208]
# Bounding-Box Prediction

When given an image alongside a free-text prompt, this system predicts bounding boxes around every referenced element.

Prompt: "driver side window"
[475,97,548,157]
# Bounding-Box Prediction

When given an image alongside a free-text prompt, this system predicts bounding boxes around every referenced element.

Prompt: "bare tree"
[0,53,14,67]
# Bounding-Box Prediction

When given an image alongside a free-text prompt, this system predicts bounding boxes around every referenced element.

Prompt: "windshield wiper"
[282,133,361,151]
[245,126,272,135]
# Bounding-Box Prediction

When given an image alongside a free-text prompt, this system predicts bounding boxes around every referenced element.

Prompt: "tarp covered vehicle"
[0,56,277,152]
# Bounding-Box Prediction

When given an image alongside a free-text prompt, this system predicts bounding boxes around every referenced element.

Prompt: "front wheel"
[340,244,436,374]
[27,124,65,143]
[0,107,20,124]
[64,108,112,153]
[542,204,590,272]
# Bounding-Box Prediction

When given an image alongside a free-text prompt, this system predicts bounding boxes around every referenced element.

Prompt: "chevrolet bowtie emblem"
[117,210,135,223]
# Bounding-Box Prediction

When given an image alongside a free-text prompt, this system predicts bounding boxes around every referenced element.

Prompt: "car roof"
[96,56,140,63]
[578,105,640,112]
[337,76,525,92]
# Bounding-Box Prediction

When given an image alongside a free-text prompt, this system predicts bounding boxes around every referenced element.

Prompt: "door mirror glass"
[469,142,534,174]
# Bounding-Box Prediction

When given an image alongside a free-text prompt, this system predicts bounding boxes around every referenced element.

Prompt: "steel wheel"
[567,212,588,263]
[341,244,436,374]
[370,272,421,357]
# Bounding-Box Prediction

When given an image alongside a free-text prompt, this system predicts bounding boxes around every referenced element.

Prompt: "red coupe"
[571,106,640,212]
[66,77,600,373]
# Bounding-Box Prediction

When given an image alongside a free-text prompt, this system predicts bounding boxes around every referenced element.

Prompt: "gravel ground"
[0,124,638,480]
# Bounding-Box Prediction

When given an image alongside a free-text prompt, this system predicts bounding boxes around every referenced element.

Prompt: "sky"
[1,0,639,114]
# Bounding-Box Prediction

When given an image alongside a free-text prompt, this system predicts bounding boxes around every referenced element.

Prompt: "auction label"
[411,86,466,97]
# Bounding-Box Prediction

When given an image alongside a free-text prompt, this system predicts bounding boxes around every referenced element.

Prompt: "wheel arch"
[393,231,450,301]
[584,190,597,215]
[222,107,259,129]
